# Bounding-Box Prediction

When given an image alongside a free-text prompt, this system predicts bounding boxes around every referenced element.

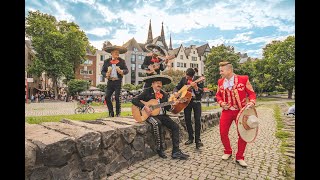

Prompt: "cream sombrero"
[103,45,127,54]
[143,75,172,85]
[145,43,167,56]
[236,104,259,143]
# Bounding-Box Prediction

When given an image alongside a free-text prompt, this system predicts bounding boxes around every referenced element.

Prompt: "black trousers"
[147,115,180,153]
[183,100,202,142]
[105,80,122,115]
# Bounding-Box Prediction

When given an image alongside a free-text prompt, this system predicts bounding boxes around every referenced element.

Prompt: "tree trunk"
[53,78,58,100]
[288,88,293,99]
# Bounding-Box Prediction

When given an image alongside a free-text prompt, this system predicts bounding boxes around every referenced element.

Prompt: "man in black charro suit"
[132,75,189,160]
[101,46,128,117]
[173,68,204,149]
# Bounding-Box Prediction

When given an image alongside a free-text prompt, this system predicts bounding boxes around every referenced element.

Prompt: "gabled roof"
[94,49,109,56]
[123,38,143,52]
[184,47,191,57]
[168,47,179,56]
[138,43,147,51]
[196,43,210,56]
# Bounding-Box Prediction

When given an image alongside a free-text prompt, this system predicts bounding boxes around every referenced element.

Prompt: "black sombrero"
[143,75,172,85]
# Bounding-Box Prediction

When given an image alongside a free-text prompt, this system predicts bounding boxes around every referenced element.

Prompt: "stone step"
[25,123,76,167]
[61,119,117,149]
[40,122,101,157]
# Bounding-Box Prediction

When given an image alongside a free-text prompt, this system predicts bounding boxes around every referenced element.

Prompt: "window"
[100,75,105,82]
[83,60,93,65]
[171,63,174,68]
[131,64,136,71]
[193,51,195,54]
[133,47,138,52]
[184,63,186,67]
[180,55,183,59]
[131,54,136,62]
[138,64,142,69]
[177,62,180,67]
[100,55,104,61]
[192,57,197,61]
[80,69,93,75]
[139,55,144,60]
[138,72,147,77]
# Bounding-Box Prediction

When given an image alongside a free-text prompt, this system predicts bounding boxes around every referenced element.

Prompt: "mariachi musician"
[141,43,174,89]
[131,74,189,160]
[173,68,204,149]
[101,45,128,117]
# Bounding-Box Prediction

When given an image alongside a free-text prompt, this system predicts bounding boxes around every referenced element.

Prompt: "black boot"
[109,112,114,117]
[195,141,204,149]
[184,139,194,145]
[172,150,189,160]
[157,149,167,159]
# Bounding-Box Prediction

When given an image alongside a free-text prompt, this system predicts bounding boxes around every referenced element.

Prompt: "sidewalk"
[107,107,288,180]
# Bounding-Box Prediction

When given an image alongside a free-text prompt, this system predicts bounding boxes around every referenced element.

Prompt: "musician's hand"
[221,102,230,110]
[190,82,198,89]
[107,67,112,72]
[144,106,152,115]
[246,102,255,109]
[116,67,123,75]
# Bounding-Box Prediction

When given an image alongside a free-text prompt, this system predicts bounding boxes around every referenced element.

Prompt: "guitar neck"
[151,101,174,109]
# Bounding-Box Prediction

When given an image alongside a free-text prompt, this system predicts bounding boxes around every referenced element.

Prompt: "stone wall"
[25,110,221,180]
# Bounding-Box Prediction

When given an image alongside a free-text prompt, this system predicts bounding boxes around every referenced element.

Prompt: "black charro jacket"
[131,87,172,115]
[173,76,204,101]
[101,57,129,78]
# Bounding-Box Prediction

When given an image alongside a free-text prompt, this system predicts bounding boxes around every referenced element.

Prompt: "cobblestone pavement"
[107,107,289,180]
[25,102,131,117]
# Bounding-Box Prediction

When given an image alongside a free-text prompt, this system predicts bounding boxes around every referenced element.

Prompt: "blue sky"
[25,0,295,58]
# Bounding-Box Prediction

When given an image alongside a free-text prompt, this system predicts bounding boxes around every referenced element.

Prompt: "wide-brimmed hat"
[145,43,167,56]
[236,104,259,143]
[103,45,127,54]
[143,75,172,85]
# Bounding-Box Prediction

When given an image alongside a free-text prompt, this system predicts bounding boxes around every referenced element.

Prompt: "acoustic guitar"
[132,98,188,122]
[146,55,175,75]
[169,76,206,114]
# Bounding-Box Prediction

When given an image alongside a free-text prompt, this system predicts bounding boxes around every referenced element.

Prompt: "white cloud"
[90,40,105,50]
[51,1,75,22]
[85,28,110,37]
[69,0,96,5]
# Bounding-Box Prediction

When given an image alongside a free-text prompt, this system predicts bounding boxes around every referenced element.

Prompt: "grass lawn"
[202,105,220,111]
[89,102,132,108]
[26,111,132,124]
[286,102,295,106]
[256,97,278,102]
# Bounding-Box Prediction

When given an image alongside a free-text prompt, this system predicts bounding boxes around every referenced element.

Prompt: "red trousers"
[219,110,247,160]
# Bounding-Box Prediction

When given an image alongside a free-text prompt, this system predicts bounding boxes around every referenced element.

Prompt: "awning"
[34,88,49,91]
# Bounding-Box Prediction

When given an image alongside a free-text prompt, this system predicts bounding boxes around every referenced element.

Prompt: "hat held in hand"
[236,104,259,143]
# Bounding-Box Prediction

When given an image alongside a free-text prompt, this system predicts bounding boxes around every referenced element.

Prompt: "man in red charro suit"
[215,61,256,167]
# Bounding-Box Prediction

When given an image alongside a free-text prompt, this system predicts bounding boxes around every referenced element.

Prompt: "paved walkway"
[107,107,288,180]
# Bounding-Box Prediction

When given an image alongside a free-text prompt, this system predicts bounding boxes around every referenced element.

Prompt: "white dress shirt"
[223,74,235,90]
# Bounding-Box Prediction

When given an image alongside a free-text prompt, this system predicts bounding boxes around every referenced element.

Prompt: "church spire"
[160,22,168,50]
[169,34,173,50]
[146,19,153,44]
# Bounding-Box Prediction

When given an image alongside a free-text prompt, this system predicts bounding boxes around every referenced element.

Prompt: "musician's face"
[152,81,162,91]
[219,66,232,78]
[186,75,193,80]
[111,50,119,59]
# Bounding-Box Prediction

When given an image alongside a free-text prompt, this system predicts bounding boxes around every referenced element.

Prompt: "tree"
[122,84,136,91]
[162,69,185,92]
[135,84,143,90]
[263,36,295,98]
[25,10,90,99]
[204,44,240,85]
[97,84,107,92]
[67,79,90,96]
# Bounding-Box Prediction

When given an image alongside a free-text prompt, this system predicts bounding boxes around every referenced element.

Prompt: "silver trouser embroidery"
[147,117,161,150]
